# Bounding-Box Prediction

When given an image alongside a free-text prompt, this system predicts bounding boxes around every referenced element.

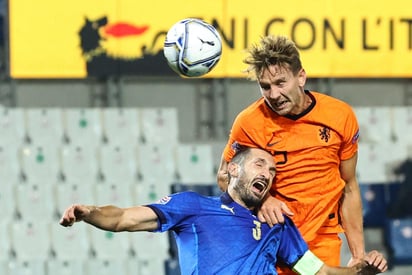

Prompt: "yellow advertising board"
[8,0,412,78]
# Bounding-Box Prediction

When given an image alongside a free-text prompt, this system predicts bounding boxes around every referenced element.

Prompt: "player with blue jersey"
[149,191,308,274]
[59,147,387,274]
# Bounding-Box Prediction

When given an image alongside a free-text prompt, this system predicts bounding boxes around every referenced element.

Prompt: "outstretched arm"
[59,204,159,232]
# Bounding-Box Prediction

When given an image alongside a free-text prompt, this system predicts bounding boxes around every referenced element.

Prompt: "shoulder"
[153,191,205,206]
[312,91,354,114]
[310,91,357,123]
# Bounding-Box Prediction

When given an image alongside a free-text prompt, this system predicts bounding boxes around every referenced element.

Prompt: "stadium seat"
[174,143,215,183]
[98,144,138,184]
[135,179,171,205]
[0,145,21,183]
[139,256,167,275]
[0,181,16,221]
[46,259,85,275]
[136,143,178,204]
[94,181,135,207]
[50,222,91,260]
[139,108,179,145]
[101,107,141,146]
[54,181,96,217]
[360,183,387,228]
[25,108,64,146]
[357,143,390,183]
[7,260,46,275]
[384,217,412,266]
[137,143,177,182]
[10,220,51,260]
[60,144,99,183]
[0,261,7,275]
[88,226,132,260]
[19,144,61,183]
[0,107,26,146]
[171,182,216,196]
[130,231,169,260]
[0,221,11,261]
[354,107,392,144]
[63,108,103,146]
[391,106,412,145]
[84,259,130,275]
[15,180,55,221]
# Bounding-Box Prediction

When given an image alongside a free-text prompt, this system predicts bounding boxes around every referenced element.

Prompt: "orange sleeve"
[339,105,359,160]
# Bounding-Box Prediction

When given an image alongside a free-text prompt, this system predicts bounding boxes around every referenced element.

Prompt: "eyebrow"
[256,158,277,173]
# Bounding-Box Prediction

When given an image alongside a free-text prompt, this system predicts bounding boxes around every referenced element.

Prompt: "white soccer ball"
[163,18,222,77]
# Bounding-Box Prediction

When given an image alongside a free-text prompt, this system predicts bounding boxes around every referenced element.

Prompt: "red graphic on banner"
[104,23,149,37]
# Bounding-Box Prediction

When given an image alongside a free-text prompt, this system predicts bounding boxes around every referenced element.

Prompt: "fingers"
[258,198,289,227]
[59,204,77,227]
[280,202,294,216]
[365,250,388,273]
[258,207,284,227]
[59,204,87,227]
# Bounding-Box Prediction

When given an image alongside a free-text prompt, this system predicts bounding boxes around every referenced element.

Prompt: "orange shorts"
[276,233,342,275]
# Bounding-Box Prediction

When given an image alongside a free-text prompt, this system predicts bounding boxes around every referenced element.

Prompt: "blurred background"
[1,0,412,274]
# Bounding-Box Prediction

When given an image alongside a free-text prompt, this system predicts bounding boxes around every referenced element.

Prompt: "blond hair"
[244,35,302,80]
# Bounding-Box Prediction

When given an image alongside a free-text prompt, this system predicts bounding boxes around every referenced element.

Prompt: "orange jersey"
[223,91,359,242]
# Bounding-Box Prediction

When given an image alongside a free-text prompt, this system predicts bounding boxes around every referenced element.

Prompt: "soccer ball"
[163,18,222,77]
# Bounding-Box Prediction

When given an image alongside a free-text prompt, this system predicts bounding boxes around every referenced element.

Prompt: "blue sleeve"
[146,191,201,232]
[277,216,309,266]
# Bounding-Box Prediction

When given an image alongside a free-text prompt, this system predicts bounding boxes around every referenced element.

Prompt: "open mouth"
[252,180,267,194]
[275,100,288,108]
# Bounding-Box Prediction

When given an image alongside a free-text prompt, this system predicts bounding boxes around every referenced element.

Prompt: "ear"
[227,162,239,178]
[298,68,307,87]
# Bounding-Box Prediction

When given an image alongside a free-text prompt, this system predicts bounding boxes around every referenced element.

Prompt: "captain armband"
[292,250,324,275]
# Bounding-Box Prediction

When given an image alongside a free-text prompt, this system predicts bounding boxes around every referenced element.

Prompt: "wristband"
[292,250,324,275]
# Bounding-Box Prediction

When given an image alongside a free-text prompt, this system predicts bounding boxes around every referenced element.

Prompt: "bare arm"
[339,153,366,265]
[59,204,159,232]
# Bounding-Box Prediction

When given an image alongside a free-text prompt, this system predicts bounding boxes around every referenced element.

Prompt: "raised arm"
[59,204,159,232]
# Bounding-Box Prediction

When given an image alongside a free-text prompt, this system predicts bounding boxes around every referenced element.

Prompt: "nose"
[260,168,272,180]
[266,85,282,99]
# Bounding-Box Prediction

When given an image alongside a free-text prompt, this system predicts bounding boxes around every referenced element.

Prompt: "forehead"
[259,64,293,81]
[248,148,274,164]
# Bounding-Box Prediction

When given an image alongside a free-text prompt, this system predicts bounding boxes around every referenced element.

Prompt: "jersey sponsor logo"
[157,195,171,204]
[221,204,235,214]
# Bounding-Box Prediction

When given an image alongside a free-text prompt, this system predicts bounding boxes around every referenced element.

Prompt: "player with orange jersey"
[216,35,375,274]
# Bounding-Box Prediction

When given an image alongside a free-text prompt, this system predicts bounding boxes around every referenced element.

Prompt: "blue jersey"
[148,192,309,275]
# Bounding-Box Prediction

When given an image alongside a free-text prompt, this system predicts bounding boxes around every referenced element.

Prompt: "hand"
[349,250,388,274]
[59,204,91,227]
[364,250,388,273]
[217,170,229,192]
[257,196,293,227]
